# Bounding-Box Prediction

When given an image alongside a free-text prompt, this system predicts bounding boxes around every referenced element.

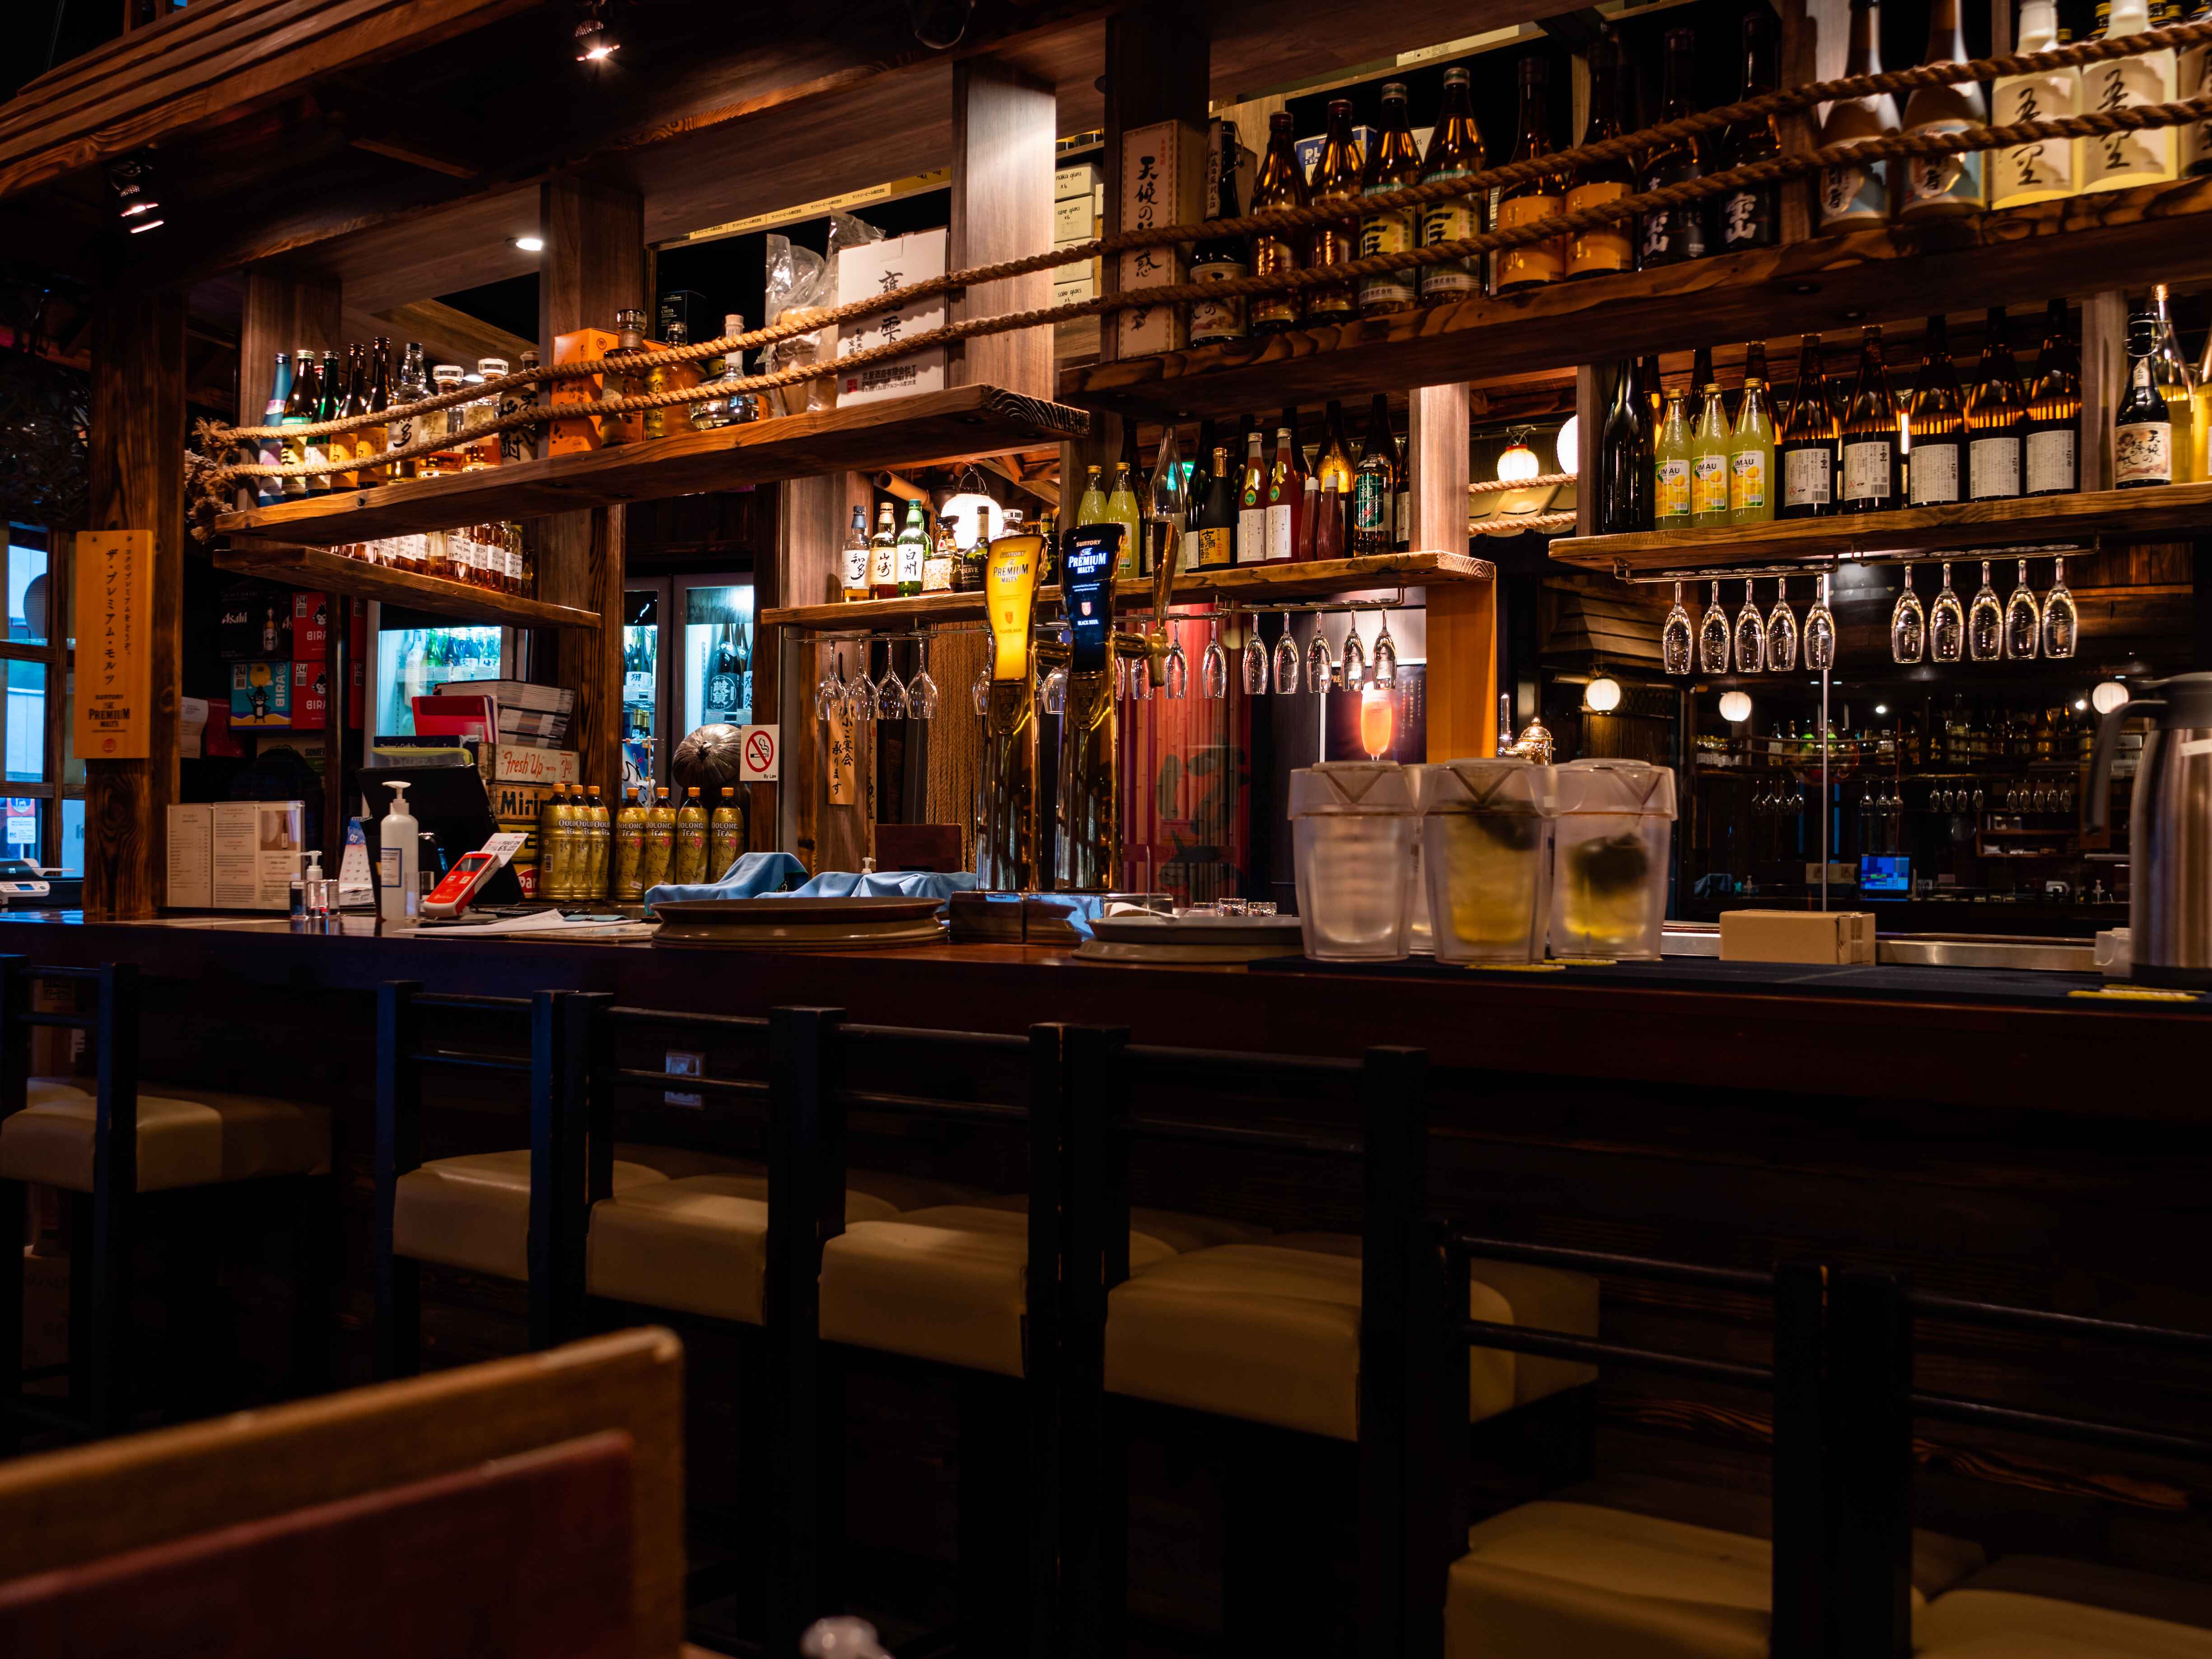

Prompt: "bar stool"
[0,960,339,1440]
[1837,1269,2212,1659]
[1031,1026,1603,1658]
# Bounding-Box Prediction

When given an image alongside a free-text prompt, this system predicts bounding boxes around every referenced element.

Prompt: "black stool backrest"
[0,957,135,1173]
[1834,1268,2212,1658]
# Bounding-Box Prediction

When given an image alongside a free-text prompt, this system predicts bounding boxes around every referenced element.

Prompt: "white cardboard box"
[836,227,947,405]
[168,800,303,910]
[1052,196,1094,246]
[1055,159,1102,201]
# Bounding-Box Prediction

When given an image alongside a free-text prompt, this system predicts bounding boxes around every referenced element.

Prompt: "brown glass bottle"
[2025,298,2082,495]
[1777,335,1837,518]
[1249,112,1311,336]
[1305,99,1364,326]
[1417,68,1486,305]
[1358,83,1423,316]
[1567,30,1635,279]
[1495,58,1568,294]
[1839,325,1903,512]
[1963,307,2028,501]
[1639,30,1710,269]
[1715,10,1784,251]
[1905,315,1965,506]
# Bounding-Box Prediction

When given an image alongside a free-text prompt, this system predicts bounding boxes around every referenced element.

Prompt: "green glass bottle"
[1730,342,1777,525]
[895,496,929,598]
[1690,376,1733,528]
[1653,384,1694,527]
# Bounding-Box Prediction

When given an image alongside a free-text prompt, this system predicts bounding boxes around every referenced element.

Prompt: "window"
[3,528,68,872]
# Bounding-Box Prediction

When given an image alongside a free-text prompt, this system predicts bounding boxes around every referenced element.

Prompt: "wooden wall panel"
[238,266,341,424]
[948,59,1055,398]
[85,284,186,921]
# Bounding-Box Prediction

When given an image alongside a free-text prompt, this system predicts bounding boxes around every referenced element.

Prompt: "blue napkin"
[789,869,980,903]
[644,850,807,907]
[645,853,980,912]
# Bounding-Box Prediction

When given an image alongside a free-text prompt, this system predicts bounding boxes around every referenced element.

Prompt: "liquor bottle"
[1149,424,1188,576]
[1730,344,1776,524]
[922,509,957,593]
[1699,580,1731,672]
[2027,298,2082,494]
[471,357,508,470]
[1905,315,1965,506]
[1967,560,2004,661]
[301,350,337,494]
[1316,399,1355,560]
[1690,362,1731,528]
[1965,307,2028,501]
[256,352,291,506]
[1105,456,1143,576]
[1236,427,1268,564]
[1306,99,1365,326]
[1358,83,1422,315]
[1391,420,1412,551]
[709,789,744,881]
[1818,0,1902,228]
[1640,31,1710,268]
[2151,284,2198,481]
[1992,0,2080,208]
[1075,461,1108,531]
[281,347,317,498]
[841,503,870,601]
[1778,335,1837,518]
[691,314,758,430]
[601,308,647,445]
[868,500,899,599]
[1198,445,1238,568]
[1900,0,1988,219]
[1495,58,1568,294]
[1418,68,1486,304]
[613,787,646,901]
[2187,0,2212,177]
[895,497,929,597]
[1839,325,1903,511]
[1266,410,1305,561]
[1567,31,1635,279]
[1716,11,1783,251]
[706,623,745,722]
[1249,112,1311,336]
[1600,358,1653,532]
[642,319,702,441]
[2115,303,2174,488]
[388,342,427,480]
[427,364,467,475]
[1352,394,1396,554]
[1182,421,1213,571]
[359,339,392,485]
[1930,563,1966,662]
[504,347,539,462]
[1190,119,1250,346]
[327,345,362,490]
[2084,0,2180,192]
[638,787,677,894]
[673,786,709,885]
[1654,378,1694,526]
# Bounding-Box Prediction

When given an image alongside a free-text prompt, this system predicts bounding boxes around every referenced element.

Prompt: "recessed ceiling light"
[513,235,546,253]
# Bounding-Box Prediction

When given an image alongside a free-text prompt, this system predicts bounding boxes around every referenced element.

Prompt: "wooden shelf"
[760,549,1493,629]
[1061,177,2212,421]
[212,544,605,630]
[213,386,1091,547]
[1548,483,2212,574]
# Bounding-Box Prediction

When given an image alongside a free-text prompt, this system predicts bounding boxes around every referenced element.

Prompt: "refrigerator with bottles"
[620,574,754,799]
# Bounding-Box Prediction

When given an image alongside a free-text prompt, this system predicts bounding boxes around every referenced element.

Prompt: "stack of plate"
[652,895,946,950]
[1073,911,1306,966]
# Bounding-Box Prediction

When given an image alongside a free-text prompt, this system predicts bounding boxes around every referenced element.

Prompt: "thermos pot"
[2088,672,2212,988]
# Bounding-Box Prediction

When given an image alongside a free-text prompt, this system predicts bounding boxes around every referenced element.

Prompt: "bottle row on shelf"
[535,780,748,904]
[1697,697,2107,768]
[319,525,536,597]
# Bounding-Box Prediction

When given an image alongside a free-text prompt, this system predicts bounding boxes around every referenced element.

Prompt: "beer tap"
[1497,692,1554,764]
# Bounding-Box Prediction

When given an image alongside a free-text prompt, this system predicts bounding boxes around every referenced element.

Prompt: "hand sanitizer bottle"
[303,850,329,918]
[380,780,418,924]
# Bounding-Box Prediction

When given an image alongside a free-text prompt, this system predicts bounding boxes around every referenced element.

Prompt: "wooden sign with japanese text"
[74,530,154,760]
[1116,120,1192,359]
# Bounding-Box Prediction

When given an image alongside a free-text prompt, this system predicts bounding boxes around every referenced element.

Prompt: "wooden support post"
[950,59,1055,399]
[538,172,641,801]
[1413,377,1493,762]
[2081,292,2125,493]
[1571,365,1603,537]
[85,282,185,921]
[1099,4,1209,364]
[1407,385,1469,556]
[777,473,872,871]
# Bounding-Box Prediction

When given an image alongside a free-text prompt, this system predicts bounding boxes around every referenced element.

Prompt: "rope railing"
[190,17,2212,507]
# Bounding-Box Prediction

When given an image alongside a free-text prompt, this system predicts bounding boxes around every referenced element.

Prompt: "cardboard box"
[550,326,619,454]
[836,227,947,405]
[1719,909,1876,965]
[290,591,331,661]
[1052,195,1095,246]
[1053,272,1095,307]
[289,659,332,730]
[1055,158,1101,201]
[230,660,292,728]
[167,800,303,910]
[219,582,291,661]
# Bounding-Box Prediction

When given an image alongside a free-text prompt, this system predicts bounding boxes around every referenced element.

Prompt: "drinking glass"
[1114,652,1129,700]
[2002,559,2041,659]
[908,636,940,719]
[1371,609,1399,689]
[1967,559,2003,662]
[1929,562,1965,662]
[1359,685,1394,760]
[1203,613,1231,699]
[1661,582,1694,675]
[2042,556,2078,658]
[814,649,845,723]
[1271,610,1301,695]
[1890,564,1926,664]
[1164,636,1190,699]
[1732,580,1766,675]
[1804,575,1837,671]
[1766,577,1799,672]
[1131,651,1154,700]
[1306,615,1335,695]
[843,653,878,722]
[1698,580,1730,674]
[971,666,990,717]
[1339,612,1366,690]
[875,642,909,721]
[1242,613,1269,695]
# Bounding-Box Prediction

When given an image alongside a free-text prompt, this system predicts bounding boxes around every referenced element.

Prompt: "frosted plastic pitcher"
[1421,758,1560,965]
[1290,761,1416,961]
[1547,759,1678,961]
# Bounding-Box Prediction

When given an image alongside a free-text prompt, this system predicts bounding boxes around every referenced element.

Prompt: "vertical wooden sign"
[1116,120,1191,359]
[74,529,155,760]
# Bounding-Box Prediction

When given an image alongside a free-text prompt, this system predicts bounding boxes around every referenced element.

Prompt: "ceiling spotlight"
[513,235,546,253]
[109,157,162,233]
[574,0,621,61]
[1718,690,1753,724]
[1583,672,1622,713]
[1873,703,1888,716]
[2091,680,2131,716]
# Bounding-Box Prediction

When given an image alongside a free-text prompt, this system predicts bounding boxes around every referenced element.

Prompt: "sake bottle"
[673,785,710,885]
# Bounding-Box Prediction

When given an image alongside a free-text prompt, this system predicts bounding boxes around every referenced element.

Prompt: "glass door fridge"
[622,581,670,798]
[619,574,754,798]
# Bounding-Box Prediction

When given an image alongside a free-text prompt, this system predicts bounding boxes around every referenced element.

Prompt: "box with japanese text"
[835,228,946,405]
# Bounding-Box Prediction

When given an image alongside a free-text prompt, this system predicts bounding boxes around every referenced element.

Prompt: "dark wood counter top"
[0,910,2194,1121]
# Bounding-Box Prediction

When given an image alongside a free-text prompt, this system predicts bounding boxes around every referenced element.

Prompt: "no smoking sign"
[737,723,780,782]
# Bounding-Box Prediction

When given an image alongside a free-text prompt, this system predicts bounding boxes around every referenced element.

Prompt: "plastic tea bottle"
[1654,382,1694,527]
[1730,345,1777,524]
[380,781,419,923]
[674,786,709,885]
[583,786,611,899]
[614,785,647,900]
[709,788,745,882]
[638,786,678,893]
[1690,373,1732,528]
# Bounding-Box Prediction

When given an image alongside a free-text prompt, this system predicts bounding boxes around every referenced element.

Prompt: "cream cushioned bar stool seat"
[0,1077,331,1193]
[819,1202,1269,1377]
[1103,1233,1601,1440]
[1920,1557,2212,1659]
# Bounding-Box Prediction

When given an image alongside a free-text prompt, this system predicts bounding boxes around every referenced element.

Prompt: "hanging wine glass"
[2042,555,2078,658]
[971,666,991,717]
[1698,580,1730,674]
[1042,661,1066,715]
[1164,634,1190,699]
[1306,615,1335,695]
[1371,608,1399,689]
[875,639,909,721]
[1339,611,1367,690]
[1890,563,1926,664]
[1732,580,1767,675]
[1929,561,1965,663]
[1805,574,1837,671]
[1766,576,1799,672]
[1661,582,1694,676]
[1967,559,2003,662]
[814,647,845,723]
[2003,559,2041,659]
[908,635,940,719]
[843,649,878,722]
[1241,610,1269,695]
[1131,650,1154,700]
[1271,610,1301,695]
[1114,651,1129,700]
[1203,612,1230,699]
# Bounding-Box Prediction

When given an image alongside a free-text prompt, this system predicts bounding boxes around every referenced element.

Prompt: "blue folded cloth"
[791,869,980,903]
[645,853,980,912]
[644,850,807,907]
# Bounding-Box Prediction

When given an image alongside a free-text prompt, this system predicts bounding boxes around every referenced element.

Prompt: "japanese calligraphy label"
[835,228,947,405]
[74,529,153,760]
[1117,120,1191,359]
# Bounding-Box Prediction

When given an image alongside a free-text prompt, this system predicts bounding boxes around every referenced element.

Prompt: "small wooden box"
[550,327,618,454]
[1719,909,1876,965]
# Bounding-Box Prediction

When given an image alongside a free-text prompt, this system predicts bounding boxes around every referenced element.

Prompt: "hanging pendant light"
[1495,427,1541,483]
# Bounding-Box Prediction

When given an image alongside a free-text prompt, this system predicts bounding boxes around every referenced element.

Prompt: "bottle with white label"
[2026,298,2082,494]
[1839,325,1903,512]
[1264,412,1303,561]
[1235,429,1268,564]
[1991,0,2080,208]
[2184,0,2212,176]
[1817,0,1901,227]
[1905,316,1964,506]
[379,780,419,925]
[1899,0,1988,219]
[840,504,870,602]
[2114,304,2175,488]
[1964,307,2027,501]
[2083,0,2179,193]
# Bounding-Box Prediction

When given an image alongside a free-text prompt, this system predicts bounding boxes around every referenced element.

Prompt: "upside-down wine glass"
[908,635,940,719]
[1241,607,1269,696]
[1371,608,1399,689]
[1661,582,1694,676]
[1306,614,1335,695]
[1732,579,1766,675]
[1804,575,1837,671]
[1339,611,1366,691]
[875,638,909,721]
[1890,564,1926,664]
[1271,609,1300,695]
[1203,611,1231,699]
[1766,576,1799,672]
[814,648,845,723]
